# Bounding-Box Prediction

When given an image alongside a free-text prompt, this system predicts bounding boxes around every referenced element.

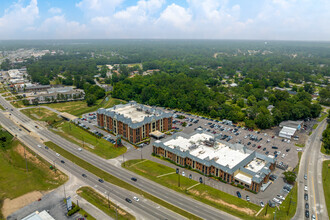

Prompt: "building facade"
[97,101,173,143]
[153,129,276,193]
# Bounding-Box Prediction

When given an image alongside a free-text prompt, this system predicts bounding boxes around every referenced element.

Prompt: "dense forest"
[1,40,329,128]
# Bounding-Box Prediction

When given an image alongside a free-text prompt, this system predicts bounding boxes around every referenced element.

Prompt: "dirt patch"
[1,191,43,218]
[189,190,255,215]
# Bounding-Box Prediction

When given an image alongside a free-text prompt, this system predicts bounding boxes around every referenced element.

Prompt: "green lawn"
[71,202,96,220]
[42,97,126,116]
[52,121,126,159]
[44,141,201,220]
[322,160,330,216]
[77,187,135,220]
[123,159,261,220]
[0,133,68,219]
[313,124,319,129]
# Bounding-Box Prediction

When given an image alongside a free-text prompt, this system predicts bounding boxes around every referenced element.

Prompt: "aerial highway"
[0,111,183,220]
[0,95,239,220]
[293,119,329,220]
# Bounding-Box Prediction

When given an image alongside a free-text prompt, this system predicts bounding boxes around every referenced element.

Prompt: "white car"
[37,145,41,148]
[305,185,308,191]
[56,153,60,157]
[182,171,185,176]
[297,148,302,152]
[78,148,82,151]
[133,196,139,202]
[260,201,264,207]
[277,195,285,200]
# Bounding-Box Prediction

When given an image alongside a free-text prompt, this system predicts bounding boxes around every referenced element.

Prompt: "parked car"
[260,201,264,207]
[60,160,65,163]
[236,191,241,198]
[305,185,308,191]
[133,196,139,202]
[82,174,87,177]
[246,195,250,201]
[305,203,309,209]
[131,177,137,182]
[304,174,307,180]
[125,198,132,203]
[98,179,104,183]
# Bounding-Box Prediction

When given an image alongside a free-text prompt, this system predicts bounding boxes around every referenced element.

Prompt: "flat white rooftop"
[112,105,161,123]
[245,158,266,173]
[164,133,250,169]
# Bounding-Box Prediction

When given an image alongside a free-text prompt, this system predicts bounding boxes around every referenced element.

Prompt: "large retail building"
[97,101,173,143]
[153,129,276,193]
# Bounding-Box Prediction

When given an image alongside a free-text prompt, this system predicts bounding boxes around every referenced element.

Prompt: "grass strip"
[317,114,328,122]
[77,186,135,220]
[44,142,201,220]
[313,124,319,129]
[122,159,262,220]
[295,143,304,148]
[322,160,330,216]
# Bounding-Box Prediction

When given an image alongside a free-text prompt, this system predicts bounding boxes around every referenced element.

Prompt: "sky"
[0,0,329,41]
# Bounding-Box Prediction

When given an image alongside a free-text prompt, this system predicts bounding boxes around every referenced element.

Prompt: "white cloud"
[76,0,124,16]
[158,3,192,29]
[38,15,87,39]
[0,0,39,38]
[48,7,62,14]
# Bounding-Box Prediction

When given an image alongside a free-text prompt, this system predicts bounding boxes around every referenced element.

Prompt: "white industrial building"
[279,120,303,139]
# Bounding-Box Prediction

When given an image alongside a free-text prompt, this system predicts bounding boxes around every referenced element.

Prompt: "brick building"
[97,101,173,143]
[153,129,276,193]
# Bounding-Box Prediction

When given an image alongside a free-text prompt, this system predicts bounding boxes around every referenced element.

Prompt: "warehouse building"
[153,129,276,193]
[97,101,173,143]
[279,120,303,139]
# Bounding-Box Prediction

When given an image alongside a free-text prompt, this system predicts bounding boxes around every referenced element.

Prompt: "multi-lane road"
[0,95,239,220]
[293,119,329,220]
[0,111,183,220]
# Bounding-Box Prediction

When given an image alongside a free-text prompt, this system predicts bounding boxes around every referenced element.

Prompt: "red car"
[258,145,262,149]
[272,136,275,138]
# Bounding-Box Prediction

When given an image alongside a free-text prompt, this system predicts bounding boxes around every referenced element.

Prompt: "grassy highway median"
[44,141,202,220]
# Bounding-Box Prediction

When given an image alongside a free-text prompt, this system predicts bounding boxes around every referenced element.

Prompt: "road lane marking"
[312,176,318,220]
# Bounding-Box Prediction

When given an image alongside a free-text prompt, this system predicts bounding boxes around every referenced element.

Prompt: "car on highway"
[246,195,250,201]
[131,177,137,182]
[260,201,264,207]
[60,160,65,163]
[305,203,309,209]
[56,153,60,157]
[236,191,241,198]
[98,179,104,183]
[37,145,41,148]
[125,198,132,203]
[82,174,87,178]
[305,210,310,218]
[304,185,308,191]
[304,174,307,180]
[133,196,139,202]
[304,193,308,201]
[45,146,49,149]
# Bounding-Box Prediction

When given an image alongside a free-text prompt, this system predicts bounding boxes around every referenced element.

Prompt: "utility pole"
[178,172,181,187]
[140,146,143,160]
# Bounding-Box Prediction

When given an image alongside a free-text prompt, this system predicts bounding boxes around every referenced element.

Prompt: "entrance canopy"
[149,130,165,139]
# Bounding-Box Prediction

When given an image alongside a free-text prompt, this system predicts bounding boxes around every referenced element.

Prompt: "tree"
[283,171,297,184]
[322,124,330,153]
[255,113,273,129]
[86,95,96,106]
